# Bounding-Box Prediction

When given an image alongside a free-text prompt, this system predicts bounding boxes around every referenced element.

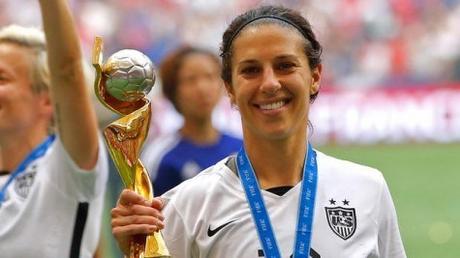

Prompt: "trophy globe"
[103,49,155,102]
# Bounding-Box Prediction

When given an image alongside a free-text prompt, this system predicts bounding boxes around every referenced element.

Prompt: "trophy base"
[130,234,171,258]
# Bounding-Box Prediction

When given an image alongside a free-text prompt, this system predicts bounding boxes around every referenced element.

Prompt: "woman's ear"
[310,64,322,96]
[38,91,53,120]
[224,82,236,106]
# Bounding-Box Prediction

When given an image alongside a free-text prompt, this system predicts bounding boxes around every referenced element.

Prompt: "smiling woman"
[0,0,108,257]
[111,5,407,258]
[227,23,320,150]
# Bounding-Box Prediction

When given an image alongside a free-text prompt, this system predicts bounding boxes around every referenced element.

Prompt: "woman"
[141,46,242,196]
[0,0,108,257]
[112,5,406,258]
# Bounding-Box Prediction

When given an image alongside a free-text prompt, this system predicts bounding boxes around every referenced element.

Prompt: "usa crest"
[14,167,37,199]
[325,206,356,240]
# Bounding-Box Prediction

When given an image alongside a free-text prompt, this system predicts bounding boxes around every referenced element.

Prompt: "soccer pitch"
[318,143,460,258]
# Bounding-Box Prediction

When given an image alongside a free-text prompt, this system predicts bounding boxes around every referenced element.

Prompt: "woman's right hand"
[111,189,165,255]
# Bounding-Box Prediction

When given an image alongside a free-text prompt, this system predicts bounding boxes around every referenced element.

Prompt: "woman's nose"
[260,67,281,95]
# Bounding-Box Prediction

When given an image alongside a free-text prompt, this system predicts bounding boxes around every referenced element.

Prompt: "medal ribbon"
[236,143,318,258]
[0,135,56,204]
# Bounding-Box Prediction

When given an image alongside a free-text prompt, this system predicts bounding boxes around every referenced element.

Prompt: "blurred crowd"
[2,0,460,88]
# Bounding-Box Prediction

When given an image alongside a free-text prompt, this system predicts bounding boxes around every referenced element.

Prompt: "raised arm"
[38,0,99,170]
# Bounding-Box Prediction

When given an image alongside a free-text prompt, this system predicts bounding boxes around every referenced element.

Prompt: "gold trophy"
[92,37,170,258]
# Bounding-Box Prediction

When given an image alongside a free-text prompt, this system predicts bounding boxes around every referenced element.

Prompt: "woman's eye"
[241,66,260,75]
[277,62,296,71]
[0,75,8,84]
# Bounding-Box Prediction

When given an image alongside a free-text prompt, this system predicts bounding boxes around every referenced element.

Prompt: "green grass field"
[318,143,460,258]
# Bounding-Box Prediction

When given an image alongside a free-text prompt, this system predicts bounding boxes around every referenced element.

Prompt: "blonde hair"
[0,25,50,94]
[0,24,114,129]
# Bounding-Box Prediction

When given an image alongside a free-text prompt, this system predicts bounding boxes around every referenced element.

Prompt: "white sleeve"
[44,134,109,201]
[162,199,194,258]
[377,178,407,258]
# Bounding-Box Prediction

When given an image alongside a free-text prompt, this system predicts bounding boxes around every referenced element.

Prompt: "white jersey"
[161,150,406,258]
[0,136,108,258]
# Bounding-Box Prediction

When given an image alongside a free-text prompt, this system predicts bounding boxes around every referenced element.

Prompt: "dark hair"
[160,46,220,113]
[220,5,322,101]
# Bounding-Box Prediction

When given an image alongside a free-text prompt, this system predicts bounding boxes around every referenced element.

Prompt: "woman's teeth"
[260,101,285,110]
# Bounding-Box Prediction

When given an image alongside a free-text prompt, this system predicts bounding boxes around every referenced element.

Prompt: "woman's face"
[176,53,222,122]
[227,23,321,141]
[0,43,50,136]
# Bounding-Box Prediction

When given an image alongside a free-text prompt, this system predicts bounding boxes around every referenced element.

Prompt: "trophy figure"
[92,37,170,258]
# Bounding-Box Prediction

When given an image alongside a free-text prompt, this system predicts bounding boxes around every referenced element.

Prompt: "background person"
[0,0,108,257]
[141,46,242,196]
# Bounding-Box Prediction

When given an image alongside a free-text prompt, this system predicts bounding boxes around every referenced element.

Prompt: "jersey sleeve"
[162,198,194,258]
[43,134,109,201]
[377,177,407,258]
